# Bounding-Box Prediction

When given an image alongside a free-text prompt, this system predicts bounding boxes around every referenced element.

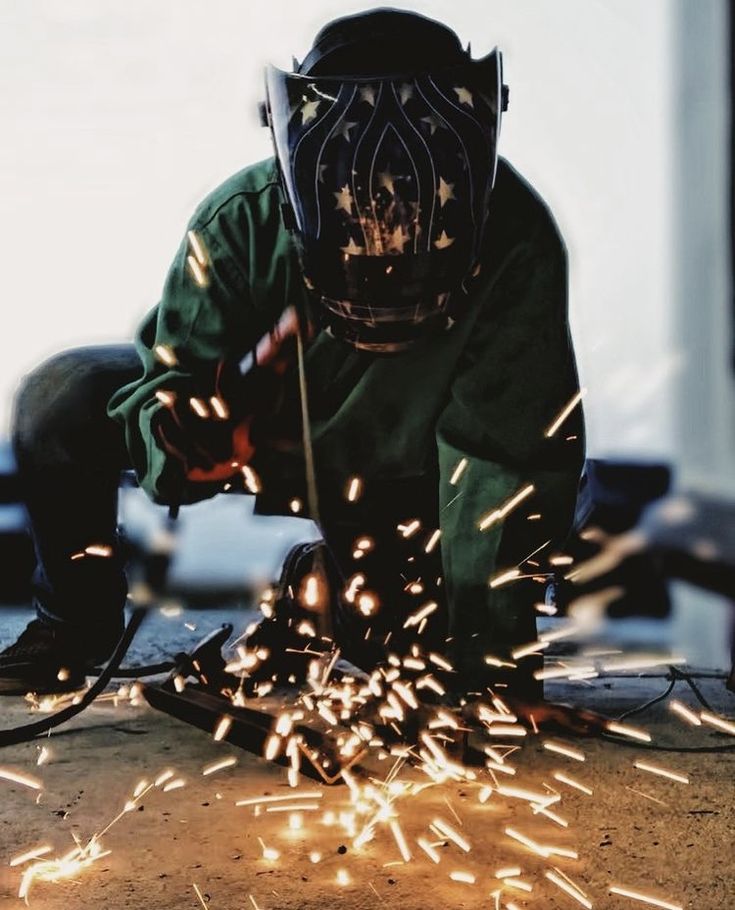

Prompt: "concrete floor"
[0,604,734,909]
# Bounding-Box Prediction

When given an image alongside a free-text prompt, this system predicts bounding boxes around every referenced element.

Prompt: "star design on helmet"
[434,230,455,250]
[301,98,321,124]
[398,83,414,105]
[335,119,358,141]
[360,85,377,106]
[378,168,396,195]
[341,238,365,256]
[334,184,354,214]
[387,225,410,253]
[453,86,474,107]
[437,177,455,207]
[421,114,445,135]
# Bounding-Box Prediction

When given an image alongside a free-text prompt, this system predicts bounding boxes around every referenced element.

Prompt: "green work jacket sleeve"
[107,165,289,505]
[436,217,585,675]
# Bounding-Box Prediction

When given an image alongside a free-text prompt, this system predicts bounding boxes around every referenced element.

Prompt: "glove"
[153,306,308,485]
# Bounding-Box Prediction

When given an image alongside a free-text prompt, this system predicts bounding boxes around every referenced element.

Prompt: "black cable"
[601,735,735,754]
[87,660,174,678]
[616,677,677,721]
[0,608,147,747]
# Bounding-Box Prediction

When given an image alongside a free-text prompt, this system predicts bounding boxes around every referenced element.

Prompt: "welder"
[0,9,584,699]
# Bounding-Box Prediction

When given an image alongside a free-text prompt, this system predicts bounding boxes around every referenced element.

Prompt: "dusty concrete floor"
[0,606,734,909]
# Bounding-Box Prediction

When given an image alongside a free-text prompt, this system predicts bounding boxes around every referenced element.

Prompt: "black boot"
[0,618,123,696]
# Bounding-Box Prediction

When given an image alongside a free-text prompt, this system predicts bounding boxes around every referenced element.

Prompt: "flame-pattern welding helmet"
[261,14,507,352]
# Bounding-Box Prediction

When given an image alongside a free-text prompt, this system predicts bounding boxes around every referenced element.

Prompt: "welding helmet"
[261,10,508,352]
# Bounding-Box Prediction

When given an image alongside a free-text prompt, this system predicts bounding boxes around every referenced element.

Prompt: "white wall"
[0,1,690,460]
[671,0,734,494]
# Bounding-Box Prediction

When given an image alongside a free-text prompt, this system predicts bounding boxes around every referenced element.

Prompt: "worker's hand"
[153,306,309,484]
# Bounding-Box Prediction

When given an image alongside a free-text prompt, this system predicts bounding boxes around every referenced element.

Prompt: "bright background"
[0,0,731,489]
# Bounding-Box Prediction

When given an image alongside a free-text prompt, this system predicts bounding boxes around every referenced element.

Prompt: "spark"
[417,837,441,863]
[0,768,42,790]
[700,711,735,736]
[192,883,208,909]
[539,622,586,643]
[162,778,186,792]
[549,555,574,566]
[155,389,175,407]
[9,845,53,867]
[389,820,412,862]
[553,771,593,795]
[154,344,178,366]
[428,653,453,672]
[449,458,468,485]
[264,735,281,761]
[397,519,421,538]
[449,871,476,883]
[336,868,351,885]
[85,543,113,557]
[668,701,701,726]
[187,229,209,267]
[543,741,586,762]
[265,803,320,813]
[504,827,548,858]
[403,601,438,629]
[188,396,210,418]
[609,885,682,909]
[346,476,363,502]
[512,640,549,660]
[606,721,652,743]
[633,761,689,784]
[601,655,686,672]
[241,465,261,493]
[495,866,522,878]
[545,869,592,908]
[18,838,110,900]
[489,568,522,589]
[133,779,149,798]
[545,388,586,437]
[504,877,533,893]
[235,790,323,807]
[289,498,303,513]
[301,573,323,608]
[202,756,237,776]
[154,769,175,787]
[257,837,280,861]
[487,724,527,737]
[309,851,322,863]
[424,529,442,553]
[432,817,471,852]
[479,484,535,531]
[187,254,208,287]
[36,746,51,766]
[209,395,230,420]
[625,787,668,806]
[213,715,232,742]
[357,592,378,616]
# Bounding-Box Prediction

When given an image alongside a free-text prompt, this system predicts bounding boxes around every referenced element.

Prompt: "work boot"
[243,541,388,687]
[0,618,122,696]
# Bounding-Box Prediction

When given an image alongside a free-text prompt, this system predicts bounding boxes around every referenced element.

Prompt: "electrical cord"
[0,607,149,747]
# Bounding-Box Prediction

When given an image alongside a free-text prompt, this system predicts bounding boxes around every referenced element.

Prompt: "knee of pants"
[12,348,106,464]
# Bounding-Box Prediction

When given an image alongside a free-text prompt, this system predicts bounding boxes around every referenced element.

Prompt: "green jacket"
[108,156,585,667]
